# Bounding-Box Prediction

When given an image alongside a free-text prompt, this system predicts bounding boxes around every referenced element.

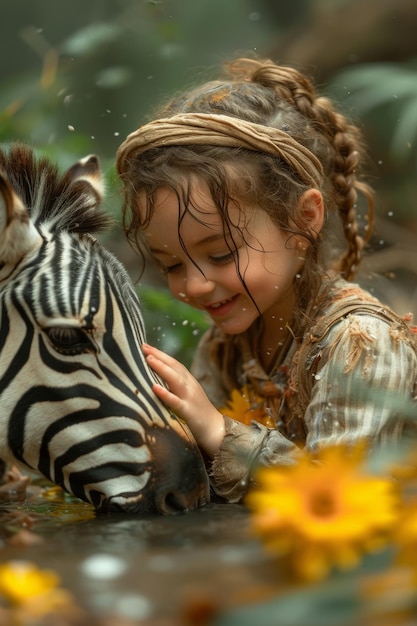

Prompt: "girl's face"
[140,181,304,336]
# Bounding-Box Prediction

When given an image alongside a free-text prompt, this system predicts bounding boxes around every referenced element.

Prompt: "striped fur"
[0,144,209,514]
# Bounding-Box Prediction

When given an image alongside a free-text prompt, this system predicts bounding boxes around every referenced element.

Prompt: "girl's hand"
[142,344,225,458]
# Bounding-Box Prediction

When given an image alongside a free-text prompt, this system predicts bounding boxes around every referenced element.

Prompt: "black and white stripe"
[0,144,209,514]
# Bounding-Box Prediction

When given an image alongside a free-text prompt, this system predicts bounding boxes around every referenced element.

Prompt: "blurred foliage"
[0,0,277,163]
[2,0,417,353]
[328,59,417,224]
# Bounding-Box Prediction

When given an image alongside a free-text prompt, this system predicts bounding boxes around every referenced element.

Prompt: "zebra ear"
[0,170,42,265]
[66,154,105,203]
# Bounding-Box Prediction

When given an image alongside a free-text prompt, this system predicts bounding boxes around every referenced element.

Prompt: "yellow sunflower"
[220,385,275,428]
[246,444,399,581]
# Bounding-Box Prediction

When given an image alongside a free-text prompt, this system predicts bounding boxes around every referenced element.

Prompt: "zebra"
[0,143,209,514]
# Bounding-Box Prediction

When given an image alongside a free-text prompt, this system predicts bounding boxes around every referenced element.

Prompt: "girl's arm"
[142,343,225,458]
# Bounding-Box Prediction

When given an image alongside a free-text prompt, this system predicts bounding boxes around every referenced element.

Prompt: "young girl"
[116,57,417,502]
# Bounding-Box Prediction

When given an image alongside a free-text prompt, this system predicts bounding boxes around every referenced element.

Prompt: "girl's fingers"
[146,354,187,398]
[146,354,176,383]
[151,383,181,412]
[142,343,172,362]
[143,344,186,373]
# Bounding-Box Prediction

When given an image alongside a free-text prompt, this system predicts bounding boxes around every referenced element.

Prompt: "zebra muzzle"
[100,426,210,515]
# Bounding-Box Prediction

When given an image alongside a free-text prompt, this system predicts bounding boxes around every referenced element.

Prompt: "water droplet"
[81,554,127,579]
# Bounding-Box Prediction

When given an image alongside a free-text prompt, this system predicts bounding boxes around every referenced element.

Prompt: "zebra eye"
[44,326,97,355]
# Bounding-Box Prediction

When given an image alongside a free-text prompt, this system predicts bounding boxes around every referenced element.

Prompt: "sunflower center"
[309,489,337,518]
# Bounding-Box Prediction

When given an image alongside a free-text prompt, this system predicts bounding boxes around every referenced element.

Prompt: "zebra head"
[0,144,209,514]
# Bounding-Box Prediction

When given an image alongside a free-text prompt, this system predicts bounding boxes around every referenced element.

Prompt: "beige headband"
[116,113,323,187]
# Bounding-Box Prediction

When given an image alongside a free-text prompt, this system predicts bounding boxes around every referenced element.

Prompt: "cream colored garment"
[191,278,417,502]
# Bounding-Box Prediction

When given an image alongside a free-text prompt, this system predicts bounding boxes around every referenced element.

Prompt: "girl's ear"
[297,188,324,238]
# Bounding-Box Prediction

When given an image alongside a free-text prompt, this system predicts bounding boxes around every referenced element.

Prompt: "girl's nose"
[184,266,215,299]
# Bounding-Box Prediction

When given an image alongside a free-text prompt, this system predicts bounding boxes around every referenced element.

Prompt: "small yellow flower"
[42,485,66,500]
[220,385,275,428]
[0,560,60,605]
[246,444,399,581]
[0,560,78,622]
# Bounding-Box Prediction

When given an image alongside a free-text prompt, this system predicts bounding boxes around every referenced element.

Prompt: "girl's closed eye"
[163,253,234,273]
[164,262,183,274]
[209,251,236,266]
[156,259,183,275]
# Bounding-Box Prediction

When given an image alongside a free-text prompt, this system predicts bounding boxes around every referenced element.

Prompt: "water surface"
[0,484,278,624]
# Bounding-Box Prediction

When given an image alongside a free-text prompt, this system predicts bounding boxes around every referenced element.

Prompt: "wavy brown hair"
[117,57,374,325]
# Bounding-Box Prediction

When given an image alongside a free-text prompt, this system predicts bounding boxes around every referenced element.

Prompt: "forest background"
[2,0,417,364]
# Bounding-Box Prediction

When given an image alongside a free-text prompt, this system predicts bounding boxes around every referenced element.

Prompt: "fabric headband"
[116,113,323,187]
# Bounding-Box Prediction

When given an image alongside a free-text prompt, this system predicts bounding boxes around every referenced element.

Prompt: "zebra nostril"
[155,488,199,515]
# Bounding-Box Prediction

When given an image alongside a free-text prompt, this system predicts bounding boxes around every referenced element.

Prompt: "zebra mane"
[0,143,113,234]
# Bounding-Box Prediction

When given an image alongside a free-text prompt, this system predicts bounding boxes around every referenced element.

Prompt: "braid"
[226,58,375,280]
[309,98,374,279]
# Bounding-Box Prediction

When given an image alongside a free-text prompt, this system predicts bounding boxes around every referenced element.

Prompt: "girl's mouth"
[205,296,238,316]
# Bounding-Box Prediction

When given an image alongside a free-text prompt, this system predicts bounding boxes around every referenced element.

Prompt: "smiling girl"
[116,57,417,502]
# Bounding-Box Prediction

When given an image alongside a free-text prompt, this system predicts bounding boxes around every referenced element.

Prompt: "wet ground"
[0,476,280,625]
